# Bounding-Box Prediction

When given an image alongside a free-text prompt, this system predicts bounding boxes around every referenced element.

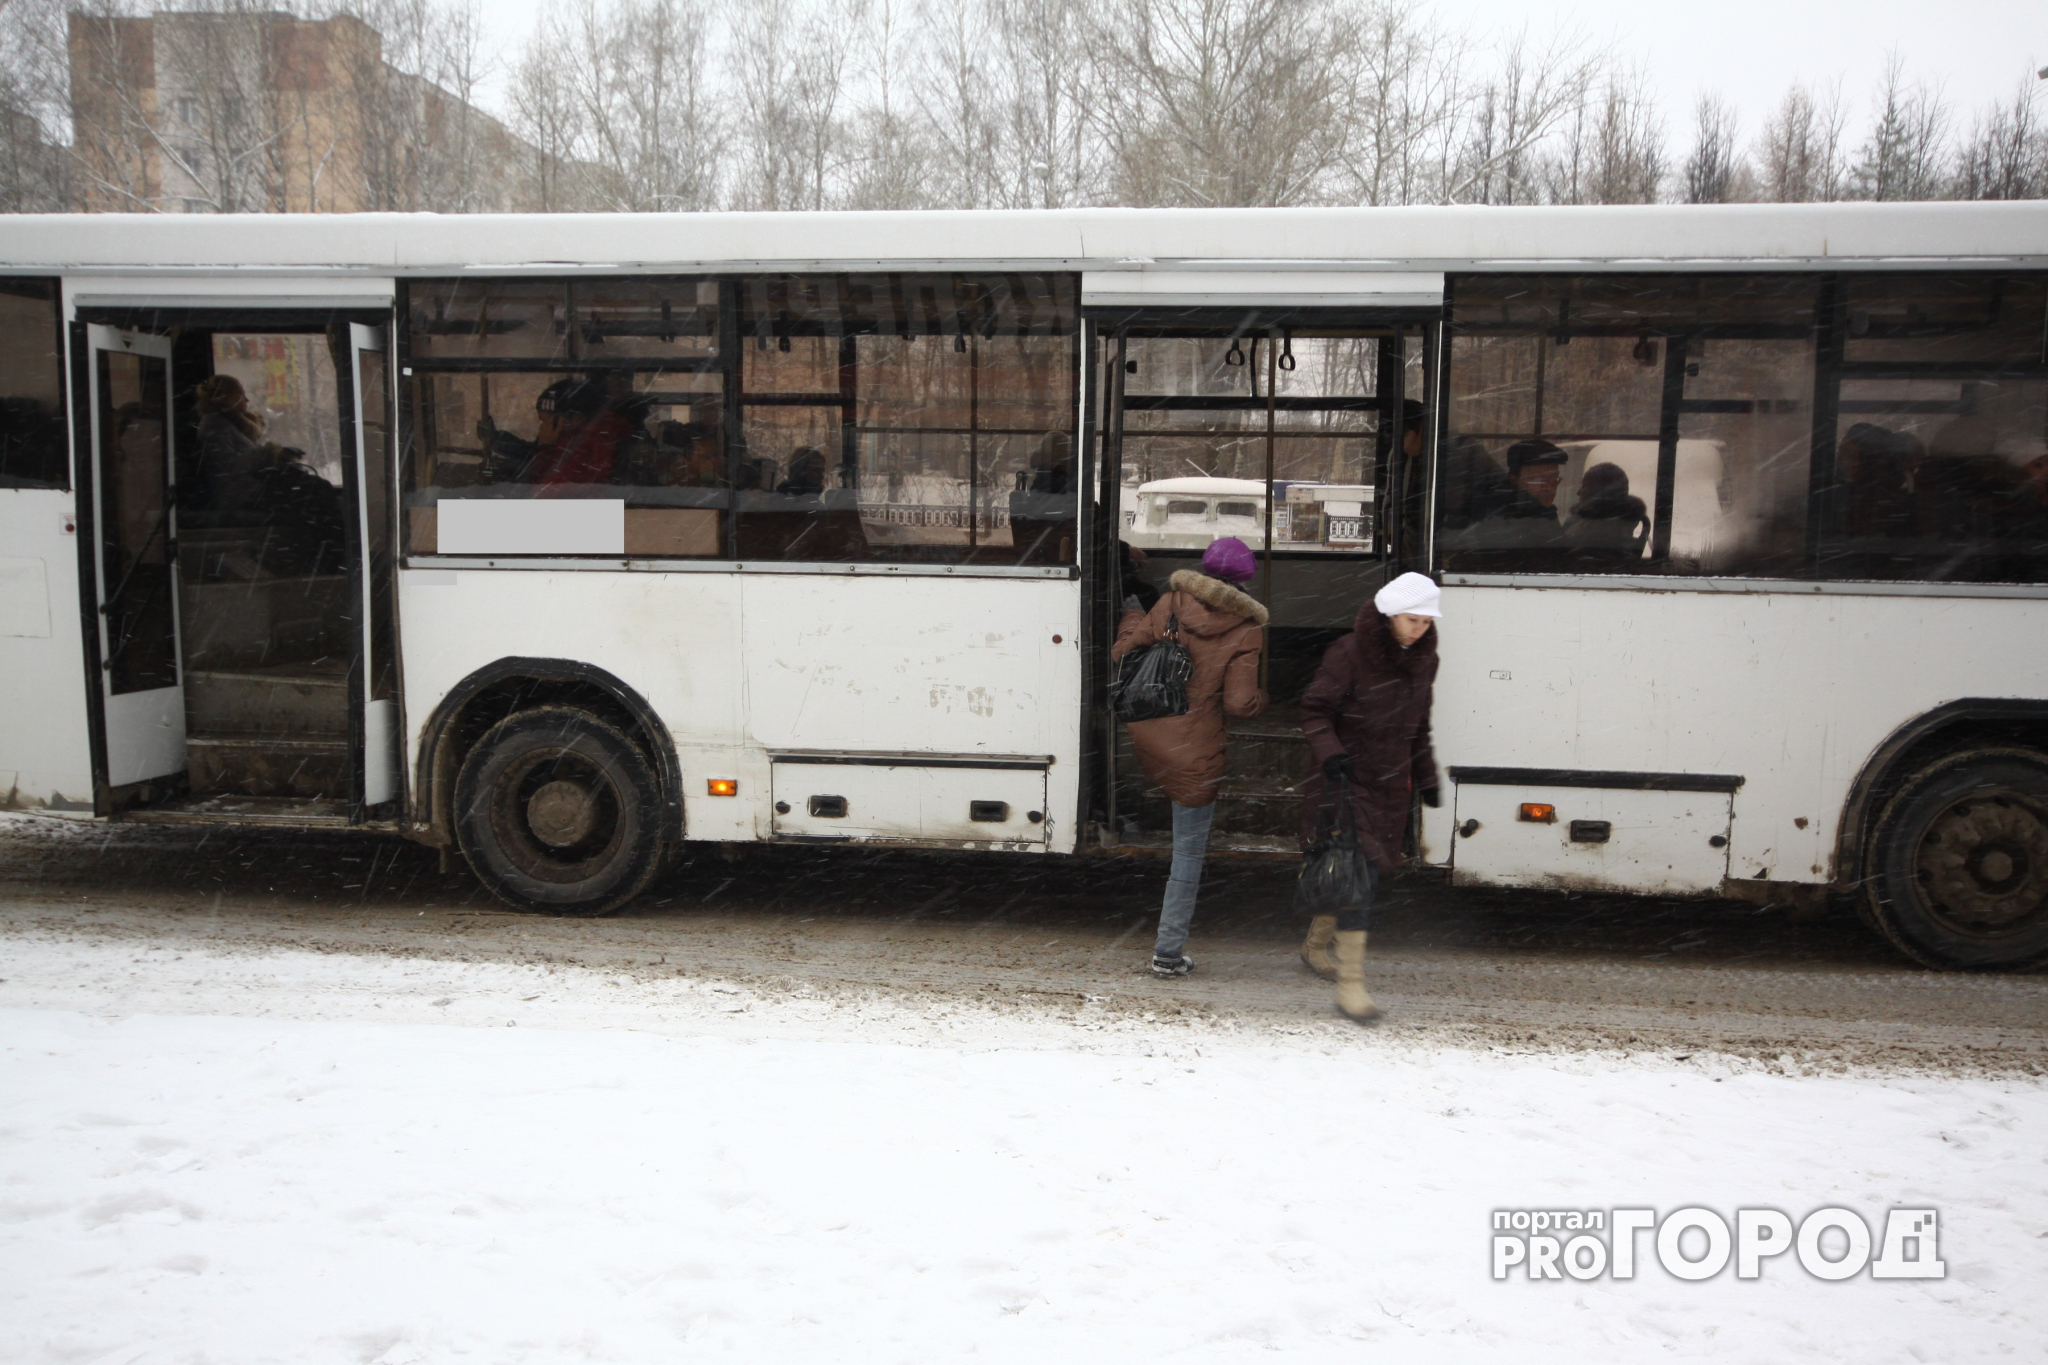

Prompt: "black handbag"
[1112,612,1193,722]
[1294,773,1374,913]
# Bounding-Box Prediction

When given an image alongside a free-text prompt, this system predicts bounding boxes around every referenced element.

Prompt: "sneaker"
[1150,953,1194,977]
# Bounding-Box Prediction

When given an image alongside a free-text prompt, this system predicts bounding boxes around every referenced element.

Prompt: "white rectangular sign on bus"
[438,499,625,556]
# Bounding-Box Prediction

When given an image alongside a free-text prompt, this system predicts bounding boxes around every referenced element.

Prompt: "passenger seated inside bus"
[776,446,827,495]
[1443,438,1569,571]
[736,442,869,560]
[187,373,345,577]
[1911,416,2048,578]
[1011,432,1079,564]
[1836,423,1920,542]
[476,376,630,489]
[1562,461,1650,566]
[1026,431,1073,495]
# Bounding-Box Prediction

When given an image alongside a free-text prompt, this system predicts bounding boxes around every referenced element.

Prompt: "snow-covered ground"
[0,936,2042,1363]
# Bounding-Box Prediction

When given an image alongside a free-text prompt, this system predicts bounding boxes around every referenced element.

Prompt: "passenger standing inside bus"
[1296,571,1441,1022]
[1112,536,1268,977]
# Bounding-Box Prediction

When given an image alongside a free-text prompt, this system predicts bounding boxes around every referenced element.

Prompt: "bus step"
[186,734,350,800]
[121,795,359,828]
[185,665,349,738]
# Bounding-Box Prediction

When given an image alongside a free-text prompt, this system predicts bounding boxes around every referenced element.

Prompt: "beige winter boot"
[1299,915,1339,980]
[1333,930,1382,1023]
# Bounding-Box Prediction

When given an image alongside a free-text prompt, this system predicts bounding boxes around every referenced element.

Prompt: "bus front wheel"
[454,705,668,916]
[1866,747,2048,970]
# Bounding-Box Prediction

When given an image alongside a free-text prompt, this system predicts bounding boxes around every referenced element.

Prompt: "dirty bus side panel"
[0,278,94,813]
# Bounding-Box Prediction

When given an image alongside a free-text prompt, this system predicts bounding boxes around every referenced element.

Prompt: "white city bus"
[2,204,2044,968]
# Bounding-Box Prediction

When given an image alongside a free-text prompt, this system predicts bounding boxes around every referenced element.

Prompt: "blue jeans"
[1154,801,1215,959]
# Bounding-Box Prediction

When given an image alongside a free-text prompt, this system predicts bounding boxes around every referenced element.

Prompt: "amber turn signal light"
[1518,802,1556,823]
[707,778,739,797]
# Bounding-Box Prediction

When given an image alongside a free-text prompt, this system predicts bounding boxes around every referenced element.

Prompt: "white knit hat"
[1374,571,1442,619]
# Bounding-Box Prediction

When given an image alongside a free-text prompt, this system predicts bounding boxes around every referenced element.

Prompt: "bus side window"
[404,279,728,560]
[0,279,66,492]
[1441,273,1818,580]
[732,273,1080,567]
[1817,275,2048,585]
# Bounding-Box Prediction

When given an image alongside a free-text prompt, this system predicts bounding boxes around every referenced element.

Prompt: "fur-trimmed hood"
[1168,568,1270,631]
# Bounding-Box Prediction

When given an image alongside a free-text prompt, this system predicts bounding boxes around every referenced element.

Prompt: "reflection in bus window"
[0,280,65,490]
[734,274,1078,566]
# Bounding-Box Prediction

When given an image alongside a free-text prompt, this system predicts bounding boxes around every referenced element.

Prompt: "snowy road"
[1,813,2043,1072]
[2,812,2046,1361]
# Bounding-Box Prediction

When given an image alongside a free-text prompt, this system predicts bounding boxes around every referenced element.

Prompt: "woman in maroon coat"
[1297,572,1443,1020]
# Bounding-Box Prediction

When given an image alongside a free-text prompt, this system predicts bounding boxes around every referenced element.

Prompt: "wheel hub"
[1917,793,2048,929]
[527,779,598,848]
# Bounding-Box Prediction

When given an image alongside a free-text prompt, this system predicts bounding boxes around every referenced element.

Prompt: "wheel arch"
[408,657,682,852]
[1835,698,2048,890]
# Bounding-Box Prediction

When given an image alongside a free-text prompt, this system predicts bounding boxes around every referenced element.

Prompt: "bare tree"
[1953,68,2047,200]
[1755,81,1847,203]
[989,0,1096,208]
[727,0,857,211]
[1547,67,1664,204]
[1849,54,1949,201]
[540,0,722,212]
[0,0,68,209]
[1340,0,1466,207]
[911,0,1003,208]
[1090,0,1370,208]
[509,5,592,209]
[840,0,933,208]
[1682,92,1741,203]
[1448,26,1600,205]
[911,0,1101,209]
[334,0,508,213]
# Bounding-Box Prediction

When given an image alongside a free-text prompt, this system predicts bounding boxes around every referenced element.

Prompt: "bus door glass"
[1101,317,1412,850]
[348,323,399,808]
[86,324,184,790]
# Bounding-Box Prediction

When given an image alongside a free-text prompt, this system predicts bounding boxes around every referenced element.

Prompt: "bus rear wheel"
[1866,747,2048,970]
[455,706,667,916]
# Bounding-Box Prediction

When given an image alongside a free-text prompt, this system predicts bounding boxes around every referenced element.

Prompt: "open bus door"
[345,323,399,812]
[1088,309,1432,853]
[85,324,185,801]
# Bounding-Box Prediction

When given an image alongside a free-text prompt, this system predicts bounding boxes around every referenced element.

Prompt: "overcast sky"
[471,0,2046,147]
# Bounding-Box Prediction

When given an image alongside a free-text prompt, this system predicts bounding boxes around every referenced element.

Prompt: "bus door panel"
[347,323,399,808]
[86,325,185,790]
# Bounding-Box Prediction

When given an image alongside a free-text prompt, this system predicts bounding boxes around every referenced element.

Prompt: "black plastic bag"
[1295,774,1374,913]
[1112,612,1193,722]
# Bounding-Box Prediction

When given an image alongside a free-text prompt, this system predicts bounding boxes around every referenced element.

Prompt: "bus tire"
[454,705,668,916]
[1864,747,2048,970]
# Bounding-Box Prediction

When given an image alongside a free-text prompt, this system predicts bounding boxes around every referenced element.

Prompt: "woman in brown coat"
[1111,537,1268,976]
[1297,571,1442,1020]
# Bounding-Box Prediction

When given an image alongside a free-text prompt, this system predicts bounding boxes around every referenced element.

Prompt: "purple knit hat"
[1201,536,1257,583]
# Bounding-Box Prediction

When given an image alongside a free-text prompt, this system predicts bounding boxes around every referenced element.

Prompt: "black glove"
[1419,786,1442,808]
[1322,754,1353,782]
